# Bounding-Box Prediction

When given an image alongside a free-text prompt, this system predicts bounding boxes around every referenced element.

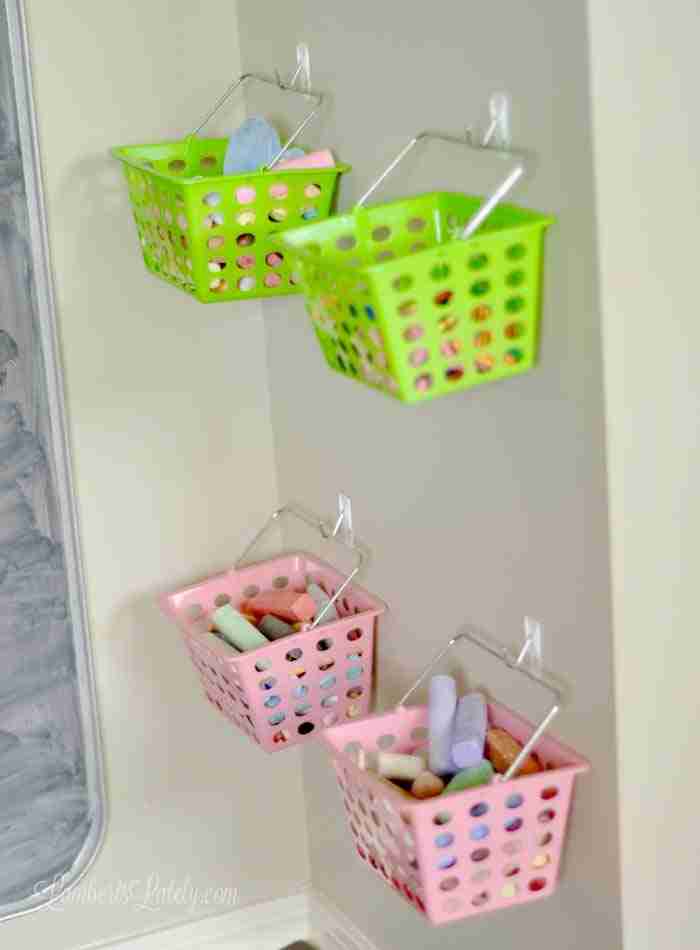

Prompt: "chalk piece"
[306,582,338,624]
[210,603,268,651]
[245,589,317,623]
[377,752,426,782]
[411,770,445,799]
[258,614,294,640]
[451,692,488,769]
[443,759,494,794]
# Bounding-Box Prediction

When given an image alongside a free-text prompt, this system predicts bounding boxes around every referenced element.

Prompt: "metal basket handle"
[355,131,527,240]
[235,497,366,630]
[397,627,564,782]
[184,71,323,171]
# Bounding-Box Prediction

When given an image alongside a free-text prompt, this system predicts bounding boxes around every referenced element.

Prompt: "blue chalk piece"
[223,116,304,174]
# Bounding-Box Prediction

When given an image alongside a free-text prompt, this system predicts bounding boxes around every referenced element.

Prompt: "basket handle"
[396,626,564,782]
[184,71,323,171]
[355,131,527,240]
[234,497,366,630]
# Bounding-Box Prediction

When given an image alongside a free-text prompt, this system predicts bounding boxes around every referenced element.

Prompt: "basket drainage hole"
[336,235,357,251]
[504,817,523,833]
[538,809,556,824]
[439,876,460,893]
[371,225,391,242]
[208,258,227,273]
[403,324,424,342]
[441,339,462,357]
[506,296,525,313]
[469,824,490,841]
[238,276,256,292]
[471,891,490,908]
[318,659,335,671]
[505,348,523,365]
[506,793,524,809]
[445,365,464,383]
[475,355,495,374]
[298,721,315,735]
[347,629,363,642]
[433,811,453,826]
[470,848,490,863]
[537,831,553,847]
[321,695,339,708]
[471,304,492,322]
[286,648,303,662]
[411,726,429,743]
[346,686,363,699]
[272,729,289,745]
[532,853,551,869]
[414,373,433,392]
[392,275,413,292]
[434,290,454,306]
[202,192,221,207]
[346,702,362,719]
[320,675,337,689]
[468,253,489,269]
[430,263,450,281]
[434,832,455,848]
[200,155,217,170]
[272,575,289,588]
[437,315,459,333]
[541,786,559,800]
[236,233,256,247]
[322,712,338,727]
[268,183,288,199]
[503,863,521,878]
[529,878,548,893]
[185,604,204,621]
[204,213,224,229]
[501,882,519,899]
[259,677,277,691]
[168,159,186,173]
[235,186,256,204]
[209,278,228,293]
[266,252,284,268]
[243,584,260,598]
[409,348,429,367]
[237,211,256,226]
[398,300,418,317]
[407,217,426,232]
[316,637,334,651]
[474,330,492,348]
[437,855,457,870]
[295,703,312,717]
[506,243,527,260]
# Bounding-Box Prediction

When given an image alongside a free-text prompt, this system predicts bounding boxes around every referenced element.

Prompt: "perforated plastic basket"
[160,504,385,752]
[111,73,349,303]
[322,631,589,925]
[281,132,553,403]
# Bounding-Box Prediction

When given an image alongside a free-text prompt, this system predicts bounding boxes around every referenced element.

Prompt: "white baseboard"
[82,889,379,950]
[92,892,310,950]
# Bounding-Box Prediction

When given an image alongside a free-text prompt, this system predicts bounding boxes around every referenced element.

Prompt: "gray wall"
[236,1,622,947]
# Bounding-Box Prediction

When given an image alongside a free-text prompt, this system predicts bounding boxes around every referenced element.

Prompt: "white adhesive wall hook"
[288,42,311,92]
[517,616,544,674]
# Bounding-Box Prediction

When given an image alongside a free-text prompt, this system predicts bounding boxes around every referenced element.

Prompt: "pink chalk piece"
[245,589,317,623]
[273,149,336,170]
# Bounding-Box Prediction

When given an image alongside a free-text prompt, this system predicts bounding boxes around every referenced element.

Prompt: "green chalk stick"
[211,603,268,651]
[442,759,494,794]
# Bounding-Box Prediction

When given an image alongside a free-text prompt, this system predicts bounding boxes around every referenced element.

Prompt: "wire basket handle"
[235,495,366,630]
[185,58,323,171]
[355,130,527,240]
[396,626,564,782]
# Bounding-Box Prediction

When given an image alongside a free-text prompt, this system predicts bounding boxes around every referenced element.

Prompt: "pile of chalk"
[358,675,542,800]
[207,581,338,653]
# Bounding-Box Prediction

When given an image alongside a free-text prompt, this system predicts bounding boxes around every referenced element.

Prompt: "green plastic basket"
[280,133,553,403]
[111,72,349,304]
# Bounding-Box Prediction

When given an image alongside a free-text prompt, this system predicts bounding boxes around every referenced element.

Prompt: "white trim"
[86,893,310,950]
[308,890,381,950]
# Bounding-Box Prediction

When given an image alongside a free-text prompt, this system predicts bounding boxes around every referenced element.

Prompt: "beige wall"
[588,4,700,949]
[236,2,622,948]
[1,2,308,947]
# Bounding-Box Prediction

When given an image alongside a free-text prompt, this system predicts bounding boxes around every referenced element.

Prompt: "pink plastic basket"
[322,631,590,926]
[160,503,386,752]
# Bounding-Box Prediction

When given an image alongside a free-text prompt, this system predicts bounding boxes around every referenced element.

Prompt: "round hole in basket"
[471,891,490,908]
[471,867,491,885]
[346,702,362,718]
[541,786,559,800]
[272,729,290,745]
[236,233,256,247]
[439,876,460,893]
[202,192,221,207]
[168,159,186,174]
[268,183,288,200]
[537,831,554,847]
[468,252,489,270]
[474,330,492,348]
[501,882,519,899]
[347,629,362,642]
[434,289,454,306]
[475,354,495,374]
[236,254,255,270]
[410,726,429,743]
[398,299,418,317]
[322,712,338,727]
[506,269,525,287]
[254,658,271,673]
[184,604,204,621]
[320,675,337,690]
[237,210,256,226]
[264,695,281,709]
[470,848,490,863]
[235,185,256,204]
[238,276,256,292]
[268,711,285,726]
[506,243,527,260]
[292,684,309,700]
[504,817,523,833]
[347,686,364,701]
[506,296,525,313]
[371,225,391,242]
[243,584,260,598]
[433,811,452,826]
[409,347,430,367]
[346,666,364,681]
[318,659,335,671]
[414,373,433,393]
[209,278,228,294]
[528,877,548,893]
[213,593,231,607]
[295,703,312,717]
[286,648,303,662]
[321,695,339,708]
[316,637,333,652]
[437,855,458,871]
[259,677,277,691]
[200,155,217,170]
[470,824,490,841]
[434,832,455,848]
[506,793,524,809]
[208,258,227,273]
[538,808,556,824]
[503,863,521,878]
[437,314,459,333]
[336,235,357,251]
[293,667,307,679]
[502,839,524,856]
[471,303,492,322]
[204,213,224,229]
[445,365,465,383]
[430,262,451,281]
[298,721,315,735]
[532,853,551,869]
[272,574,289,587]
[207,236,225,251]
[407,217,426,232]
